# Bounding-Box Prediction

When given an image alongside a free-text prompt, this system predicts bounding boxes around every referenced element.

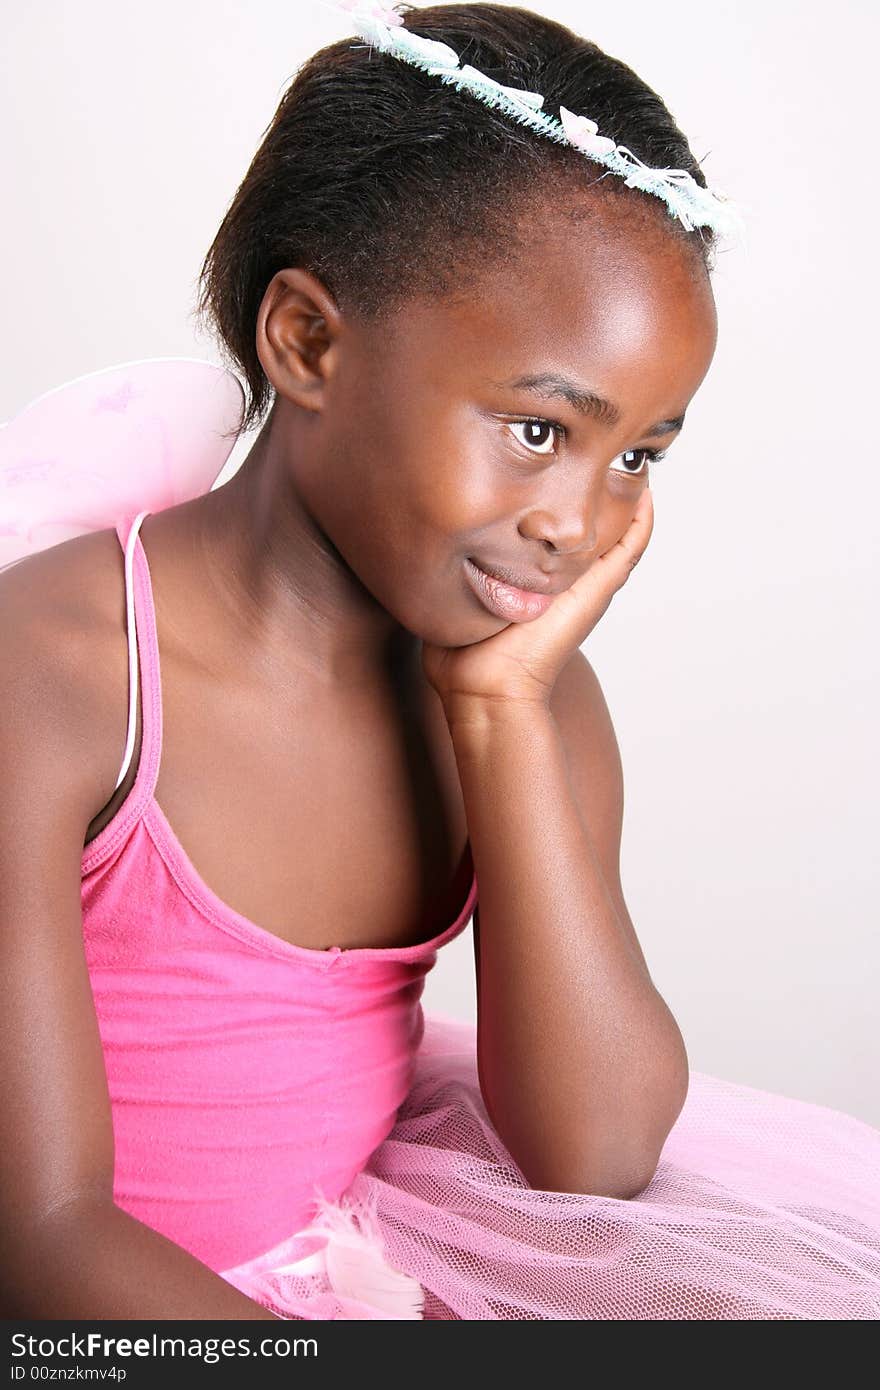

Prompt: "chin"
[449,619,509,649]
[412,585,507,649]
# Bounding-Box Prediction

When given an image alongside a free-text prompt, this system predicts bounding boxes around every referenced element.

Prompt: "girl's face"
[268,204,718,651]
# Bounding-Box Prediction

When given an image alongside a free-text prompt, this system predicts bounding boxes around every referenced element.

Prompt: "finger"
[554,489,653,614]
[525,488,653,644]
[602,487,654,576]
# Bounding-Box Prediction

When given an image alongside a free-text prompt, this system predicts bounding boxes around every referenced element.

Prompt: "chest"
[85,658,472,952]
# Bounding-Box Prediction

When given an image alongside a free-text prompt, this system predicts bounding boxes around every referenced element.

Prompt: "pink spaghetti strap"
[82,512,164,872]
[111,510,163,806]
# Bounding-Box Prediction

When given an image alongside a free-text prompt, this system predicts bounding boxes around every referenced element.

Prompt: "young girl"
[1,1,878,1321]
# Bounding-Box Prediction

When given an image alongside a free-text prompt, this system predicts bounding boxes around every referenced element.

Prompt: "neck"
[185,419,420,691]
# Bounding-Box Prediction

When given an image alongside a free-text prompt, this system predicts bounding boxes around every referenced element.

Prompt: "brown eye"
[507,419,562,456]
[611,447,667,477]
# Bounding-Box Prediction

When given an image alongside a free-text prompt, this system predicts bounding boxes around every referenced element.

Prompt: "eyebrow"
[494,372,686,438]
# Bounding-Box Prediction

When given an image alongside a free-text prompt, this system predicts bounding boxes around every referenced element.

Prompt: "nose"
[519,499,598,557]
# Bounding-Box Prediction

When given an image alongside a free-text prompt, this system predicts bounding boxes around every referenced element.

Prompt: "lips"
[473,560,566,595]
[464,558,558,623]
[472,558,550,592]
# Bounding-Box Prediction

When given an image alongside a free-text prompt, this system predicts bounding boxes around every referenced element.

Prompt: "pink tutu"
[220,1013,880,1321]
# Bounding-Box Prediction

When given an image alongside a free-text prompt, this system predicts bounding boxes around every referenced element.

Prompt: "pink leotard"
[80,511,478,1273]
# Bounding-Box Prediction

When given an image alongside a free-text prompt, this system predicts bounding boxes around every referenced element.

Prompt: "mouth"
[464,558,558,623]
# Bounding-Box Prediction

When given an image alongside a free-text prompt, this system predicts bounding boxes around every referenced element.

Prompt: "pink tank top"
[80,512,478,1273]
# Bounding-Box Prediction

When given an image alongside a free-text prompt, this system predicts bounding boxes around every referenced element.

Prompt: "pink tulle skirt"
[220,1014,880,1320]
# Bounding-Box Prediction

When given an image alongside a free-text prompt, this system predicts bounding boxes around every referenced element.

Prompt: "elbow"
[518,1151,661,1201]
[484,1030,690,1203]
[583,1159,660,1201]
[512,1075,689,1202]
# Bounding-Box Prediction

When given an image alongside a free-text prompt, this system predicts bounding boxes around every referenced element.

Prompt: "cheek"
[405,454,493,545]
[592,497,636,556]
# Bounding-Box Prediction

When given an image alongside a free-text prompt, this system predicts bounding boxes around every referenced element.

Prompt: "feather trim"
[267,1190,424,1320]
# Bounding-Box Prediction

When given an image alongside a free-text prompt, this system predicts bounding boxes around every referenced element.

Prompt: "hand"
[422,486,654,716]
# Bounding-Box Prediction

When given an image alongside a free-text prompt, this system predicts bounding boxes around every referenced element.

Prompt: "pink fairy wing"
[0,357,245,571]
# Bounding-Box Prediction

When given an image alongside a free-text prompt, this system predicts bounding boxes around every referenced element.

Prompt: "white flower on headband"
[558,107,617,158]
[337,2,462,69]
[334,0,404,26]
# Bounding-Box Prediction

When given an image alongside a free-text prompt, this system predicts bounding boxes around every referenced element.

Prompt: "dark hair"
[196,2,717,436]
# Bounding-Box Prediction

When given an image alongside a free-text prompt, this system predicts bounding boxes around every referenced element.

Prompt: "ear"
[255,267,343,414]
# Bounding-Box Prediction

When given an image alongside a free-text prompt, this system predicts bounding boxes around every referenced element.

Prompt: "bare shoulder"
[0,530,131,822]
[0,527,124,630]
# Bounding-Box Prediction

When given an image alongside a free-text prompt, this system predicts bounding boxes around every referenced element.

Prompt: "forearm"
[1,1199,282,1320]
[449,701,688,1199]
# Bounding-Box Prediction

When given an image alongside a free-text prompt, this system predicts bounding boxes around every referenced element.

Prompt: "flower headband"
[314,0,743,241]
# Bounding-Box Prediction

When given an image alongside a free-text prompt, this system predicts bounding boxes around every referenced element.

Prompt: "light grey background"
[3,2,878,1126]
